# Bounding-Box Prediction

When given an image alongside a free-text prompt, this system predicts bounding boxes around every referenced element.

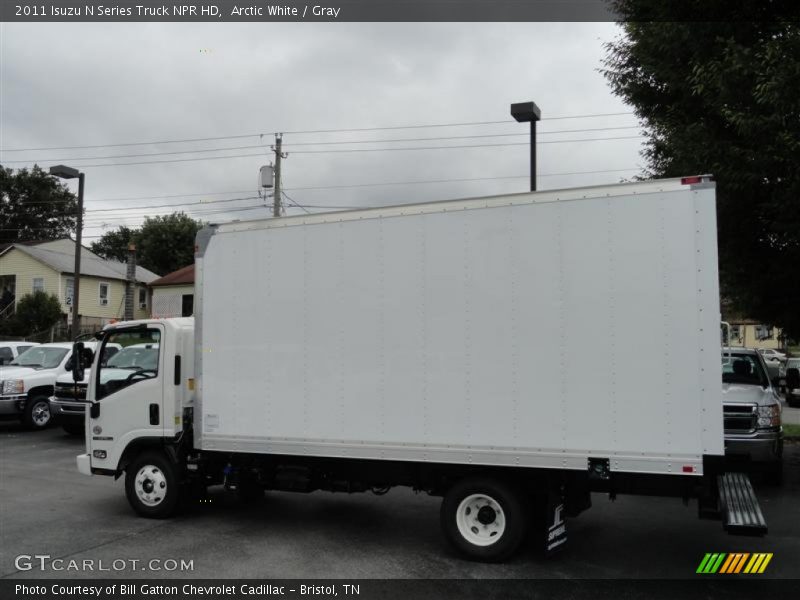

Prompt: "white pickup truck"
[722,348,784,483]
[0,342,103,429]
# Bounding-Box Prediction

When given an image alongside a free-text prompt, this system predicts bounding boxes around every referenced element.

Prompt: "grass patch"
[783,423,800,437]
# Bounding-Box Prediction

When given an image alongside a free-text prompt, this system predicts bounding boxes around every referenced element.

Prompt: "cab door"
[87,325,164,473]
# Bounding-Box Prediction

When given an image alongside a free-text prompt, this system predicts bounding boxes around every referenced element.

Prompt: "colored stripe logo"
[697,553,773,574]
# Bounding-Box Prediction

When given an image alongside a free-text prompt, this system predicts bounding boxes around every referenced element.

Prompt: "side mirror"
[72,342,85,383]
[785,368,800,391]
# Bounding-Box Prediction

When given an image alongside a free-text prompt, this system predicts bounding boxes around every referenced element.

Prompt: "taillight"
[681,175,714,185]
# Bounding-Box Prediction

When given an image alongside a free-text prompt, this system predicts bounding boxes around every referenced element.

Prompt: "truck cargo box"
[195,176,723,476]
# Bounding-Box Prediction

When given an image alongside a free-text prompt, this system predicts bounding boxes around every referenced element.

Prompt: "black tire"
[62,421,84,436]
[125,452,180,518]
[440,477,528,562]
[22,395,53,430]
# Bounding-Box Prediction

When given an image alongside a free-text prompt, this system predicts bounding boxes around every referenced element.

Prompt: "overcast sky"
[1,22,645,243]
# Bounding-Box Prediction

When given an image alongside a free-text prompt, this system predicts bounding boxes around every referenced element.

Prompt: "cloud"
[0,22,641,240]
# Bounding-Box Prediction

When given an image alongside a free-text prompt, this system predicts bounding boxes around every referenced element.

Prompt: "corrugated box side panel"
[197,185,721,474]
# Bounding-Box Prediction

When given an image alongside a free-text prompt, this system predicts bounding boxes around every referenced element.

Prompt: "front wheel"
[440,477,528,562]
[125,452,180,518]
[23,396,52,430]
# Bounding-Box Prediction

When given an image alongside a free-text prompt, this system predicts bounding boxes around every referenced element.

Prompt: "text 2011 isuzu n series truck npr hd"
[74,175,766,562]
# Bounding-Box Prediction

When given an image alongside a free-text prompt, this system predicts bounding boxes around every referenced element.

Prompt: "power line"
[1,126,643,165]
[6,136,643,169]
[282,191,310,214]
[85,195,261,213]
[0,111,635,152]
[20,167,641,207]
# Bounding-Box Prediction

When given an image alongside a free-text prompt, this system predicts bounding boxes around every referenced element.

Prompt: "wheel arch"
[27,385,55,400]
[117,438,173,479]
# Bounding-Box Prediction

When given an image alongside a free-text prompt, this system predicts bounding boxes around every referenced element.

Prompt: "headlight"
[757,403,781,429]
[1,380,24,395]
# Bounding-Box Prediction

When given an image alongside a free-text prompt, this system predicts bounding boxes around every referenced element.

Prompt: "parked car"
[757,348,786,363]
[0,341,39,366]
[721,348,783,483]
[51,343,150,435]
[0,342,103,429]
[781,358,800,407]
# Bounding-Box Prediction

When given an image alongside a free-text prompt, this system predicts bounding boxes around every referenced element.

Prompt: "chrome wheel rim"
[31,401,51,427]
[455,493,506,547]
[135,465,167,506]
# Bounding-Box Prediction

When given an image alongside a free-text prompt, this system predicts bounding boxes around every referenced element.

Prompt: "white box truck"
[74,175,766,562]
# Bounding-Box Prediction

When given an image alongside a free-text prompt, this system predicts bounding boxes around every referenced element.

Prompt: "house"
[0,239,159,329]
[724,318,785,351]
[150,264,194,318]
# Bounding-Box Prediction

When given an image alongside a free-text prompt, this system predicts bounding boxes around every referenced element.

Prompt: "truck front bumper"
[50,399,86,420]
[0,395,26,416]
[76,453,92,476]
[725,429,783,464]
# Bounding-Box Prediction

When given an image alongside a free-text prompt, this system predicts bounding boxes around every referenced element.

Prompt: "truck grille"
[723,404,757,434]
[54,383,87,400]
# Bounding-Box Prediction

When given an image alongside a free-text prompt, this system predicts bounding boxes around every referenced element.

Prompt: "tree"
[0,166,78,244]
[14,291,64,335]
[91,213,202,277]
[88,226,135,263]
[603,2,800,337]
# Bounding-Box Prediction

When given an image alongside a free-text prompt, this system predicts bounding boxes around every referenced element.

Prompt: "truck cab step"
[718,472,767,536]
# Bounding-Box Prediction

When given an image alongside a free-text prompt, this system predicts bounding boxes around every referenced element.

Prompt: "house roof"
[0,239,160,284]
[150,264,194,287]
[0,239,49,253]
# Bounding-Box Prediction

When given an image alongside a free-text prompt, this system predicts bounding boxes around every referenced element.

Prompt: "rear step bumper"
[718,472,767,536]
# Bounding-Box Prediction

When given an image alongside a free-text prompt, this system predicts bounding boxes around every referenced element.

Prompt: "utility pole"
[272,134,287,217]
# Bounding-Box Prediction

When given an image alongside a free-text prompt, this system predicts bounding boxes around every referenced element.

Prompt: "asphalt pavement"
[1,420,799,580]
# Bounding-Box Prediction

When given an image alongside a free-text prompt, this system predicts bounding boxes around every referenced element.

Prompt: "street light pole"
[49,165,84,340]
[510,101,542,191]
[73,172,84,339]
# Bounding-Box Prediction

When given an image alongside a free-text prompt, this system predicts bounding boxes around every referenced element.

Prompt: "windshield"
[10,347,69,369]
[721,353,768,387]
[106,346,159,370]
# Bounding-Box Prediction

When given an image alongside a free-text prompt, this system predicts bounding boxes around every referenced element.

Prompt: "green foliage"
[603,2,800,337]
[88,226,135,263]
[90,213,202,277]
[13,291,64,335]
[0,166,78,244]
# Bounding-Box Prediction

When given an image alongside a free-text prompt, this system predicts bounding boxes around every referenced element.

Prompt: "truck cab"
[76,318,194,480]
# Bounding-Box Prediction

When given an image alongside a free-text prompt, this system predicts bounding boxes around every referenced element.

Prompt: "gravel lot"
[1,420,799,580]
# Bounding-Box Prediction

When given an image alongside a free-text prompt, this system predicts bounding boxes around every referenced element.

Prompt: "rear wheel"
[440,477,528,562]
[125,452,180,518]
[23,395,52,430]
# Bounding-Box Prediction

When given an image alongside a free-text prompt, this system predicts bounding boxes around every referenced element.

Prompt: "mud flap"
[545,498,568,555]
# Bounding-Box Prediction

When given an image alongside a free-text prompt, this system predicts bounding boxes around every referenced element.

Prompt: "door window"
[96,329,161,400]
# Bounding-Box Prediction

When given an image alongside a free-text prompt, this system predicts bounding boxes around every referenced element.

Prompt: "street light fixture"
[510,101,542,191]
[49,164,84,340]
